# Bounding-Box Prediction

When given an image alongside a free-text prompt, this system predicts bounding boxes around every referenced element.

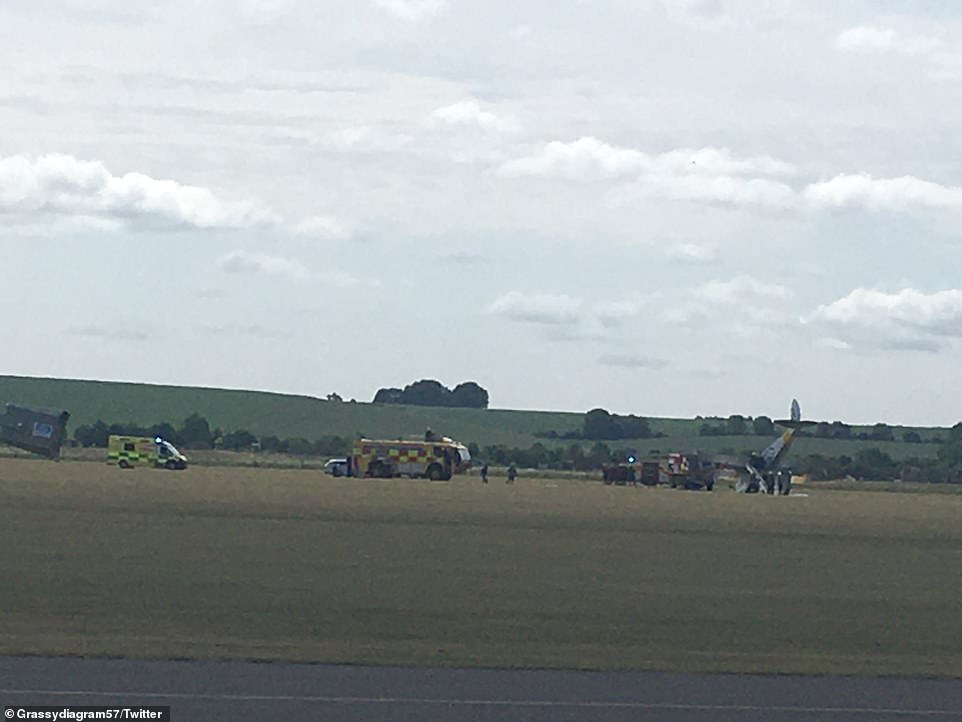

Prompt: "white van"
[324,457,349,477]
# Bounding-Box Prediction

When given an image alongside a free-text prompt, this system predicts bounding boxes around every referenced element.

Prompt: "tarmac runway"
[2,656,960,722]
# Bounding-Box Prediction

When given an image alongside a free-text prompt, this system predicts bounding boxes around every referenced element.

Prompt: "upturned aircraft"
[735,398,815,494]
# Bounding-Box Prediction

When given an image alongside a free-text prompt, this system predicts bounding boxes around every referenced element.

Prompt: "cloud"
[216,250,309,280]
[613,173,796,209]
[498,138,794,181]
[499,138,796,209]
[665,275,795,336]
[807,287,962,352]
[203,323,289,339]
[293,215,360,241]
[0,154,277,230]
[836,25,941,56]
[803,174,962,212]
[697,276,792,304]
[486,291,650,342]
[441,251,486,265]
[648,147,795,177]
[666,243,718,263]
[318,126,413,152]
[498,137,647,180]
[432,100,522,134]
[598,353,669,369]
[835,25,962,78]
[68,324,150,342]
[486,291,583,325]
[374,0,445,21]
[811,288,962,338]
[592,296,649,329]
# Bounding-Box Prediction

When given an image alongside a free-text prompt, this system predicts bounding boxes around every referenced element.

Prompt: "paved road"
[2,656,960,721]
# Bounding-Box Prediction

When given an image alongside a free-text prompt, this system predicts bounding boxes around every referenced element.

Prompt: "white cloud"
[811,288,962,337]
[239,0,295,25]
[497,137,648,180]
[598,353,669,369]
[68,324,150,342]
[498,138,795,182]
[0,154,277,230]
[836,25,941,56]
[432,99,521,134]
[698,275,792,304]
[319,126,413,152]
[500,139,797,209]
[293,215,359,241]
[615,173,796,209]
[592,296,649,328]
[216,250,308,280]
[648,147,796,177]
[666,243,718,263]
[665,275,795,336]
[374,0,445,21]
[487,291,652,343]
[803,173,962,212]
[486,291,583,325]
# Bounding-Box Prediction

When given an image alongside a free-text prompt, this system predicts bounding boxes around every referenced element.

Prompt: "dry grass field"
[1,458,959,676]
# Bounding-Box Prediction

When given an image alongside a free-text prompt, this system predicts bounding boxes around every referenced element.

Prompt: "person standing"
[480,463,488,484]
[506,463,517,484]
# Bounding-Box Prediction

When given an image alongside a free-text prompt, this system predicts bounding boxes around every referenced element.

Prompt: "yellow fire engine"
[351,437,470,481]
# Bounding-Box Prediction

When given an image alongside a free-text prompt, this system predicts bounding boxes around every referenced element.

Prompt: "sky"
[3,0,962,426]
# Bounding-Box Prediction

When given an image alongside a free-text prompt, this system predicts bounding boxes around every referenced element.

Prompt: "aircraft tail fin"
[773,398,816,429]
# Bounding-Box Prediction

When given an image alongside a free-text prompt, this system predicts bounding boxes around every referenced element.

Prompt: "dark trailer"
[0,403,70,459]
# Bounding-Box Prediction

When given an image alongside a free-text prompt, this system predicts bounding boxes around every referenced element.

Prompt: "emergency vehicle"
[107,435,188,470]
[351,437,470,481]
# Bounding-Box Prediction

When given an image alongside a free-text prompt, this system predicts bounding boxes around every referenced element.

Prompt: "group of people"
[480,463,516,484]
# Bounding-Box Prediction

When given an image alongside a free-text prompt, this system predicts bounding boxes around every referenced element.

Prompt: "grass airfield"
[1,458,959,677]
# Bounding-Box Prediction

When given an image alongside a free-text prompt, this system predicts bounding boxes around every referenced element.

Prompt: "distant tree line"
[697,415,775,436]
[72,413,351,456]
[696,417,940,444]
[537,408,663,441]
[373,379,489,408]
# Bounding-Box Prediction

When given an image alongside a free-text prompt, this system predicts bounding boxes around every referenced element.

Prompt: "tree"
[726,415,748,436]
[853,448,897,480]
[326,392,343,402]
[400,379,450,406]
[902,431,922,444]
[180,413,213,449]
[373,379,490,408]
[449,381,489,409]
[830,421,853,439]
[752,416,774,436]
[221,429,257,451]
[583,409,621,440]
[286,437,313,455]
[937,423,962,468]
[618,415,651,439]
[74,420,109,447]
[372,387,403,404]
[869,423,895,442]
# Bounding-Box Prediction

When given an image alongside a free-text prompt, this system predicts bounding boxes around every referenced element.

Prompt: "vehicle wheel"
[165,460,177,470]
[427,464,443,481]
[118,459,131,469]
[333,466,342,477]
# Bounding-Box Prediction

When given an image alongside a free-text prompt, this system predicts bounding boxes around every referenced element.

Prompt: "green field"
[1,458,959,676]
[0,374,945,460]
